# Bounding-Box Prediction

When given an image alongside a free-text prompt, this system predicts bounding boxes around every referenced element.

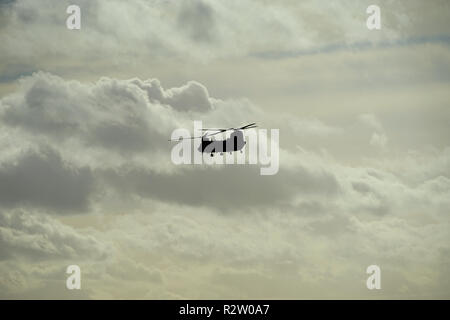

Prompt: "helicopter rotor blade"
[168,135,205,141]
[200,128,229,131]
[240,125,257,130]
[204,126,257,137]
[204,130,229,137]
[201,123,257,132]
[238,123,257,130]
[201,127,234,136]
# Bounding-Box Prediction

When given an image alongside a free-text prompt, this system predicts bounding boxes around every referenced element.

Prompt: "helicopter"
[169,123,257,157]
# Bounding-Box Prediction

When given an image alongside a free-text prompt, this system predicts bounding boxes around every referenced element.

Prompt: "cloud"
[87,195,450,299]
[2,0,448,70]
[131,78,212,112]
[0,0,449,300]
[101,163,339,211]
[0,210,110,261]
[370,132,388,149]
[0,72,448,219]
[177,0,216,43]
[0,70,448,299]
[0,147,94,212]
[0,72,342,212]
[0,73,177,153]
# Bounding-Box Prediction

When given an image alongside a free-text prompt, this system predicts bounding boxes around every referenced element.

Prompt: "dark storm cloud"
[102,164,340,210]
[0,147,93,212]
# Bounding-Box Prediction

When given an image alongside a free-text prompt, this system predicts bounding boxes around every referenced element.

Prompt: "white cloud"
[0,210,110,260]
[2,0,448,70]
[0,53,448,298]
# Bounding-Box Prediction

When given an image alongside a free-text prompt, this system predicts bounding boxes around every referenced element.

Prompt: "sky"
[0,0,449,299]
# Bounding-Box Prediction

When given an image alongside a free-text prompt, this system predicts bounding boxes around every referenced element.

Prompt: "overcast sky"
[0,0,449,299]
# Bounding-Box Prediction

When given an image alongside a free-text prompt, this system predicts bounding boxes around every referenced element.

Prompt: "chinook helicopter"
[169,123,257,157]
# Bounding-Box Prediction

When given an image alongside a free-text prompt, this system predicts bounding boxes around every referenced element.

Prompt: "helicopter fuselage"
[198,130,246,154]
